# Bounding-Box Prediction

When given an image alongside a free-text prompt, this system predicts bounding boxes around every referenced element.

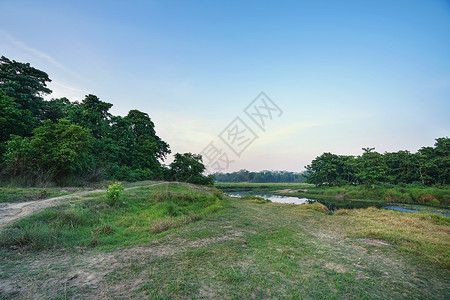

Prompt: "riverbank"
[216,182,450,207]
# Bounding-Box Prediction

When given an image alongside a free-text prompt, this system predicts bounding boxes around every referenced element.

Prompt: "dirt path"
[0,182,166,231]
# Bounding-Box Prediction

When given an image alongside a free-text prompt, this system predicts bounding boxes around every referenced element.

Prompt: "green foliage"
[0,56,51,122]
[0,57,174,185]
[306,138,450,187]
[2,119,94,185]
[169,153,213,185]
[105,182,124,206]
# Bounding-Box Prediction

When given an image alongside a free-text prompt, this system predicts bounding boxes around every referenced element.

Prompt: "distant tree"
[213,170,306,183]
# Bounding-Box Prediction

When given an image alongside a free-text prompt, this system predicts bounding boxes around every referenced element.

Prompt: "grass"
[0,182,449,298]
[0,187,75,203]
[0,180,158,204]
[0,183,227,250]
[295,202,330,214]
[332,207,450,267]
[240,195,272,204]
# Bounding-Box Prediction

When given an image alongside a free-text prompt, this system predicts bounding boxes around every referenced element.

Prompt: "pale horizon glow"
[1,0,449,173]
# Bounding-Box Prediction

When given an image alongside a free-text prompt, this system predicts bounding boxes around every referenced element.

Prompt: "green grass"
[0,187,76,203]
[0,183,227,250]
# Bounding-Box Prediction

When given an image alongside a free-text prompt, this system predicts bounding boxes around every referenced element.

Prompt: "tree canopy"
[305,138,450,186]
[0,57,209,186]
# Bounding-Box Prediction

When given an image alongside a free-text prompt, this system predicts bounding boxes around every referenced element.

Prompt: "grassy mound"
[296,202,330,214]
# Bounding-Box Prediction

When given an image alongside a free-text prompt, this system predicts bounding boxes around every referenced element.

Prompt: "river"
[226,191,450,216]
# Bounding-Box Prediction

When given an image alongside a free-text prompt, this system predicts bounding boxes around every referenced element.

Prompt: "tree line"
[0,56,212,185]
[305,139,449,187]
[214,170,307,183]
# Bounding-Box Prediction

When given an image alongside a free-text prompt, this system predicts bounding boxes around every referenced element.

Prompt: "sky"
[1,0,449,173]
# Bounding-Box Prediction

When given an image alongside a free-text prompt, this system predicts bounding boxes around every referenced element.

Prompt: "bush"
[105,182,124,206]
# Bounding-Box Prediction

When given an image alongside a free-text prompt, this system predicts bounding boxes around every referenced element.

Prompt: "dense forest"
[0,56,212,185]
[305,140,449,186]
[213,170,306,183]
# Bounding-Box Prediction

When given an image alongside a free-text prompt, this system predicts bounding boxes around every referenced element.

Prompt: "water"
[227,192,311,205]
[226,191,450,216]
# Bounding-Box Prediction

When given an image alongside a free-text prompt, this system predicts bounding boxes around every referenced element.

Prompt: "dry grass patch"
[296,202,330,215]
[334,207,450,268]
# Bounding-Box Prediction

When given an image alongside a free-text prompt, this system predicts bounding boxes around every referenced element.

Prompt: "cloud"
[46,80,89,101]
[0,29,93,101]
[0,29,72,74]
[253,121,323,147]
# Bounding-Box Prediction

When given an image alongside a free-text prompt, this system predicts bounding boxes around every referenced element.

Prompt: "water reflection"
[227,192,311,205]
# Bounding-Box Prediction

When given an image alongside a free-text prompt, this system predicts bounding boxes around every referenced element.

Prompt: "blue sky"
[1,0,449,172]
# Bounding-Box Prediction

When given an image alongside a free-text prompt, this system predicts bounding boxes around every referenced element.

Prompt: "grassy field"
[0,182,449,298]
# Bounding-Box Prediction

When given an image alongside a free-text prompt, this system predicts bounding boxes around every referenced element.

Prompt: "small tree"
[105,182,124,206]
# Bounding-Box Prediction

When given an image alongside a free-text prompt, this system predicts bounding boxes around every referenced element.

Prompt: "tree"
[42,97,70,122]
[2,119,94,184]
[126,109,170,162]
[0,56,51,122]
[305,152,345,186]
[384,150,418,184]
[0,91,34,160]
[354,148,386,188]
[169,153,213,185]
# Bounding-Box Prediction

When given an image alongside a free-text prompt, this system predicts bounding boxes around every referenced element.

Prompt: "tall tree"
[0,56,51,123]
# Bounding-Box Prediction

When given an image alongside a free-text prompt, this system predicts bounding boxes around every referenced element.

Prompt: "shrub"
[105,182,124,206]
